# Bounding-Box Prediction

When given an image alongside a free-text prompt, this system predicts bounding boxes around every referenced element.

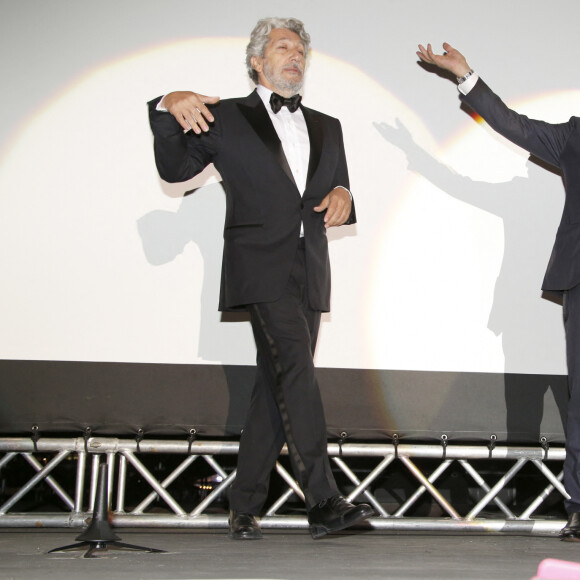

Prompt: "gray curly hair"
[245,17,311,83]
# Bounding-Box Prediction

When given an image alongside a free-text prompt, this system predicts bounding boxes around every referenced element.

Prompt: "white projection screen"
[1,0,577,442]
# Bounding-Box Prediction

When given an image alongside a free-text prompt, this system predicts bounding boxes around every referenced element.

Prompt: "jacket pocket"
[224,223,264,230]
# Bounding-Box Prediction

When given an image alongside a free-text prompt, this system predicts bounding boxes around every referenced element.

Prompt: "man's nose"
[290,50,303,62]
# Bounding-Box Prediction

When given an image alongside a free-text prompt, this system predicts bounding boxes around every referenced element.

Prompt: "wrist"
[457,69,475,84]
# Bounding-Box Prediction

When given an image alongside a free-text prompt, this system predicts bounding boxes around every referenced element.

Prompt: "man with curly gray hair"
[245,17,311,86]
[148,16,373,541]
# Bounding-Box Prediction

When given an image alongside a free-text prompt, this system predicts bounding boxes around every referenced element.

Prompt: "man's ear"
[250,55,263,74]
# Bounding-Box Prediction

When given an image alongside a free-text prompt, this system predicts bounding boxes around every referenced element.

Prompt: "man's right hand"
[416,42,471,78]
[161,91,220,134]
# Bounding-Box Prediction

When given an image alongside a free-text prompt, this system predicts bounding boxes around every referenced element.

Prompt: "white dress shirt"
[256,85,313,236]
[255,84,310,196]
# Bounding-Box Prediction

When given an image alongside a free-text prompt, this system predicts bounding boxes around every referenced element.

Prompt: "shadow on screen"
[137,179,254,435]
[374,117,568,442]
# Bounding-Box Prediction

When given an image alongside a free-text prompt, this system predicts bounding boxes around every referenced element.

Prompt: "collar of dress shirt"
[256,83,274,107]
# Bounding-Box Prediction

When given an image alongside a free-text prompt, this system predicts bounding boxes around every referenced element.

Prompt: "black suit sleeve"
[148,96,221,183]
[460,78,574,169]
[334,120,356,225]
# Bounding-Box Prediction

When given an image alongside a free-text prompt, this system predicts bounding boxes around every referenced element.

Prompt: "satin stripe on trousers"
[228,241,338,514]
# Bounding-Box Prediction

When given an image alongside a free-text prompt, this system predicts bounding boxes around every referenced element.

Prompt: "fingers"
[417,42,452,61]
[313,197,328,213]
[315,188,352,228]
[164,91,220,134]
[417,43,432,64]
[187,93,219,134]
[179,94,217,135]
[417,43,438,64]
[416,44,426,62]
[417,42,468,76]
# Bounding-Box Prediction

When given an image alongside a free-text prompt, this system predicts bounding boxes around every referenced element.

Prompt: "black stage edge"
[0,359,568,443]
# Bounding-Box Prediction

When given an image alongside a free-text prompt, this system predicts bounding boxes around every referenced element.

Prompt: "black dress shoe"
[228,511,263,540]
[560,512,580,541]
[307,495,374,539]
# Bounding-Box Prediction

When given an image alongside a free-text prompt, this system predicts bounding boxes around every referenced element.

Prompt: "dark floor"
[2,529,580,580]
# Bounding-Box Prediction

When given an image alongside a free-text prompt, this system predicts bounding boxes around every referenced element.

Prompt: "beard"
[263,62,304,95]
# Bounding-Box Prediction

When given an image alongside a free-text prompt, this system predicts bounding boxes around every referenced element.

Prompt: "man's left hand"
[313,187,352,228]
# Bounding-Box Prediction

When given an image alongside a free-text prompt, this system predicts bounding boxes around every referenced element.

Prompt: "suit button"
[300,202,304,209]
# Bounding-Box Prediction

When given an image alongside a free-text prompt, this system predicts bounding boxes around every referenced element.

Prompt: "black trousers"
[564,283,580,513]
[228,242,338,514]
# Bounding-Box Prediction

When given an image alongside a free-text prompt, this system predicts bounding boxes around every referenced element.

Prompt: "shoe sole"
[309,505,375,539]
[228,531,263,540]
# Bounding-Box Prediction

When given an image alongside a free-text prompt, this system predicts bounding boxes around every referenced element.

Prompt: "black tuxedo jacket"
[148,90,355,311]
[462,78,580,292]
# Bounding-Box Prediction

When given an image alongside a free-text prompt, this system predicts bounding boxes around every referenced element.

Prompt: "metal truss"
[0,436,568,536]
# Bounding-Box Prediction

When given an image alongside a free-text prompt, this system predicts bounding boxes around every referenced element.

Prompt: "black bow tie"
[269,92,302,114]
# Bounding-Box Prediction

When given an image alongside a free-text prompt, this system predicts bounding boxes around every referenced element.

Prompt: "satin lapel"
[237,93,297,189]
[302,107,322,185]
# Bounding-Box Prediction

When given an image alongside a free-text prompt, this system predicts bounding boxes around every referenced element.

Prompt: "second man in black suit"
[417,41,580,541]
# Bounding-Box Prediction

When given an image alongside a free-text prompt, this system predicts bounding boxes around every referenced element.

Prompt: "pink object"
[535,558,580,579]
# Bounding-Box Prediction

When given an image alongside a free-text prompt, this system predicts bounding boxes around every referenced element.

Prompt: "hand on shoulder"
[161,91,220,134]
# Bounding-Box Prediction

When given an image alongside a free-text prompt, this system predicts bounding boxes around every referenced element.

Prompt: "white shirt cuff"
[156,96,168,112]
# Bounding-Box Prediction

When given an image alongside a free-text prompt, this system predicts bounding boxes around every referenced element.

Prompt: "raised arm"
[148,91,222,183]
[416,42,574,168]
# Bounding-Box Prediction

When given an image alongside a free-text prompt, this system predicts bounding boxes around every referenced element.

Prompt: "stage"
[3,2,580,579]
[2,528,580,579]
